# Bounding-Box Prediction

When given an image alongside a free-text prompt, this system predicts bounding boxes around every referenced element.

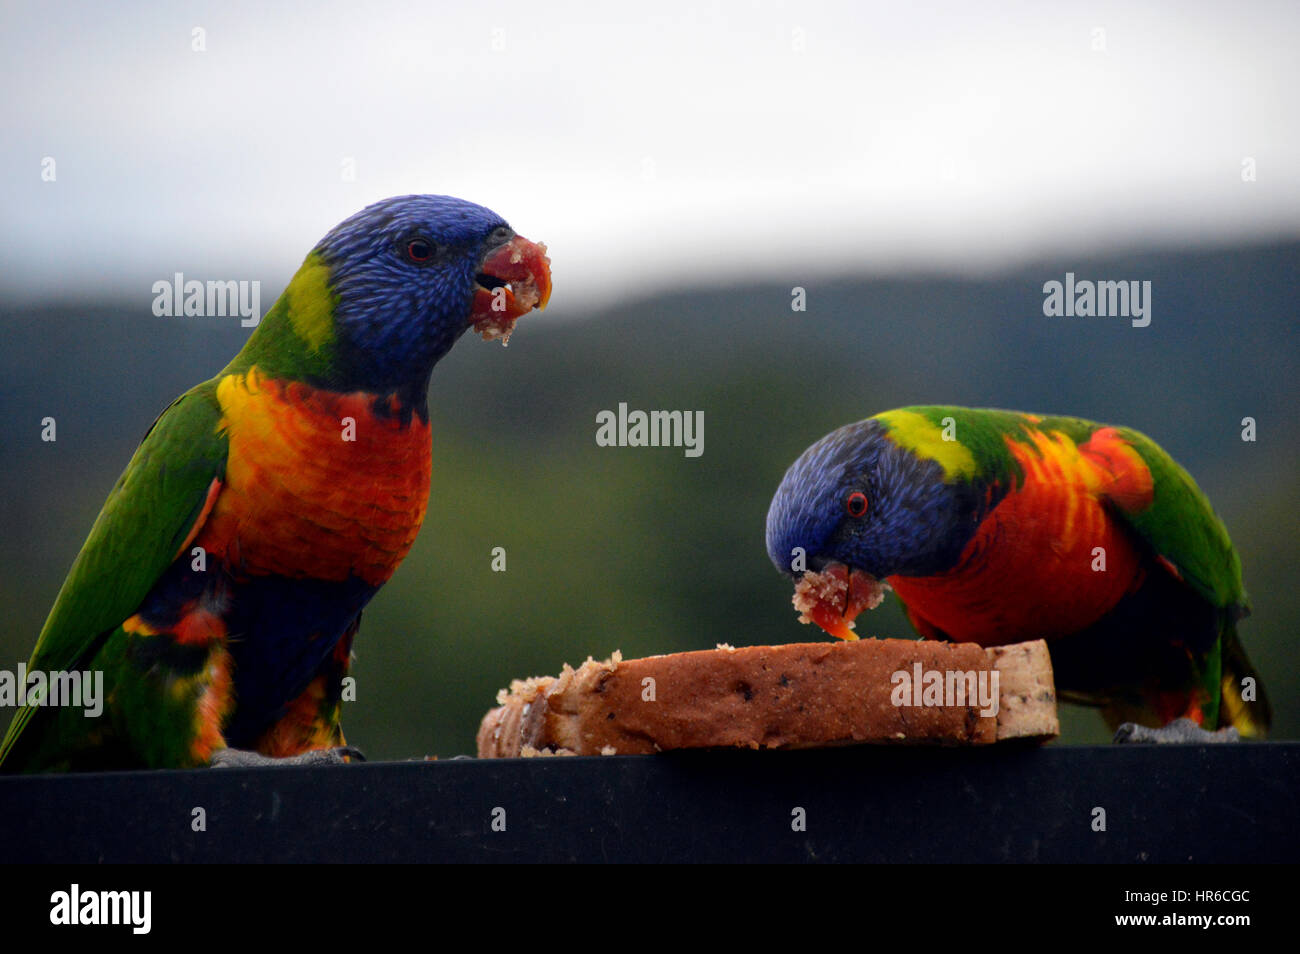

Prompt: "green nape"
[873,405,1041,487]
[223,253,343,384]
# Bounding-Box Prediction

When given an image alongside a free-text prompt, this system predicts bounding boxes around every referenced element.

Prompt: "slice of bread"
[477,638,1058,757]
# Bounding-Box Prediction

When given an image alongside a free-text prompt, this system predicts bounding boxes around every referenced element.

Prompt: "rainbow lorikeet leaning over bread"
[765,406,1270,742]
[0,195,551,772]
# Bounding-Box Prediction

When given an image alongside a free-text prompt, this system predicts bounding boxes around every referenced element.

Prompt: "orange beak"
[791,562,889,641]
[470,234,552,344]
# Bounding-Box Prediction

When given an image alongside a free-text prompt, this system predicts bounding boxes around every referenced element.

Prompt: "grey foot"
[210,745,366,767]
[1113,717,1240,744]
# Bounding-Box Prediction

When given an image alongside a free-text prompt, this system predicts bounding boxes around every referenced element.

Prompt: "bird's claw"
[210,745,366,767]
[1113,717,1241,744]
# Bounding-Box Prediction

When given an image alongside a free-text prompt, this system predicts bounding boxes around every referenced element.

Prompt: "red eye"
[845,491,868,517]
[405,239,434,263]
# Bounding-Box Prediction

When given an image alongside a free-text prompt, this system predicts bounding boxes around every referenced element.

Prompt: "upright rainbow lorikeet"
[0,195,551,772]
[765,406,1270,742]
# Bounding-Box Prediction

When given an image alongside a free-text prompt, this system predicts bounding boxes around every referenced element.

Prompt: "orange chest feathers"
[199,369,433,587]
[891,427,1154,644]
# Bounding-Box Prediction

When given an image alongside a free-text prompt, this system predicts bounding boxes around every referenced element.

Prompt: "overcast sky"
[4,0,1298,311]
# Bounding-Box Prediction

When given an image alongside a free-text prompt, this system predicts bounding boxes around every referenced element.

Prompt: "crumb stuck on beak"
[792,563,890,641]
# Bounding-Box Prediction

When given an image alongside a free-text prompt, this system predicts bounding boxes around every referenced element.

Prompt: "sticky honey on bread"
[477,637,1058,757]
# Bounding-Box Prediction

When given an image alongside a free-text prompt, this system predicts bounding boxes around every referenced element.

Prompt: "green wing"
[0,381,229,766]
[1105,424,1245,613]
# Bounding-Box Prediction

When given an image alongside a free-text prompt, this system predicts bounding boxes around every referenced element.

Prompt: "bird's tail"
[1218,627,1271,738]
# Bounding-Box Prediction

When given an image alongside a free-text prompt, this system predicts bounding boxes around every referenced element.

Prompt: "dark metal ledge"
[2,743,1295,863]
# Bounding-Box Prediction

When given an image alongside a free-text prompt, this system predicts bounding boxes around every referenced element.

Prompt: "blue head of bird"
[244,194,551,409]
[765,418,983,637]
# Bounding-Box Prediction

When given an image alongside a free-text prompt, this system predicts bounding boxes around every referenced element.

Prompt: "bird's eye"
[404,239,436,264]
[488,225,514,246]
[845,491,869,518]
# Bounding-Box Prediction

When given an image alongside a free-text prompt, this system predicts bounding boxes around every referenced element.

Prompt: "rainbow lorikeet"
[765,406,1270,742]
[0,195,551,772]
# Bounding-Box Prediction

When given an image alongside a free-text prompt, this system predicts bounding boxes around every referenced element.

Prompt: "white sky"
[3,1,1298,312]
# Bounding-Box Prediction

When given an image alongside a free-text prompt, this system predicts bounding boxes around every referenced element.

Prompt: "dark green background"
[2,240,1295,756]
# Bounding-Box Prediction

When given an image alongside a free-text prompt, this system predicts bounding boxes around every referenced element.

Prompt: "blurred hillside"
[1,240,1296,756]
